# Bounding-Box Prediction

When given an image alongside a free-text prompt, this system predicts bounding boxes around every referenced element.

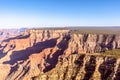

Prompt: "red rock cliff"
[0,29,120,80]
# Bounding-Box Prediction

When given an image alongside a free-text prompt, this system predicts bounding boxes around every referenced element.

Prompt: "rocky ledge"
[0,29,120,80]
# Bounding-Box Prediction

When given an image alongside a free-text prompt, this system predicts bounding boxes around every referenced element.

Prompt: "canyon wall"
[0,29,120,80]
[35,54,120,80]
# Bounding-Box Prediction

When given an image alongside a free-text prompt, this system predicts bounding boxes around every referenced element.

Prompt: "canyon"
[0,28,120,80]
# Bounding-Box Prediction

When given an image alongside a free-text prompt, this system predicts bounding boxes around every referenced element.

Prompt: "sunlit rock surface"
[0,28,120,80]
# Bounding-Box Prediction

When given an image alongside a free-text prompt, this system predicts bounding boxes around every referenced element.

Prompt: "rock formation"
[0,28,120,80]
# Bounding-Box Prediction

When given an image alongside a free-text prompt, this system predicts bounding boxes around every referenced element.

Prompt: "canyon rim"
[0,27,120,80]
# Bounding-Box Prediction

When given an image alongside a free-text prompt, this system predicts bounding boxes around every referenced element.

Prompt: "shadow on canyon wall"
[43,35,71,72]
[0,34,30,59]
[3,37,58,65]
[3,34,71,79]
[3,37,59,79]
[3,34,30,42]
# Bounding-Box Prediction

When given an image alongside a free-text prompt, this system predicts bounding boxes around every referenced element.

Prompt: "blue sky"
[0,0,120,28]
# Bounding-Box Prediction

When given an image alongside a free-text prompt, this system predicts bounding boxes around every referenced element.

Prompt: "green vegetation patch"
[99,49,120,58]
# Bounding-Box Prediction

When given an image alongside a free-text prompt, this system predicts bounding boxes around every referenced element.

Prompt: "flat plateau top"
[32,27,120,34]
[69,27,120,34]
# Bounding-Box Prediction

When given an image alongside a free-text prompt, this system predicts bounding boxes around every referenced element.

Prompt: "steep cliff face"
[34,54,120,80]
[0,29,24,43]
[65,33,120,55]
[0,29,120,80]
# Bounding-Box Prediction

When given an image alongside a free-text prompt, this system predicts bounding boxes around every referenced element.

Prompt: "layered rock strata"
[0,29,120,80]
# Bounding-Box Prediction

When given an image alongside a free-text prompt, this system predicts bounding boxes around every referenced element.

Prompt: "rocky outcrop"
[0,29,24,43]
[65,33,120,55]
[34,54,120,80]
[0,29,120,80]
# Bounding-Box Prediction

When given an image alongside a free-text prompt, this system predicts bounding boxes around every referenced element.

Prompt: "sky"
[0,0,120,28]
